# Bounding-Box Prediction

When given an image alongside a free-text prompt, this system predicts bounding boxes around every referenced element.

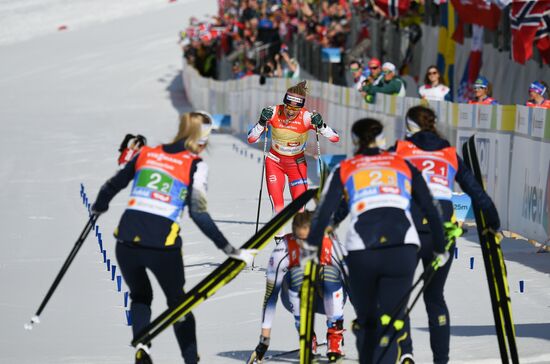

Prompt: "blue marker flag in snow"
[117,276,123,292]
[111,265,116,281]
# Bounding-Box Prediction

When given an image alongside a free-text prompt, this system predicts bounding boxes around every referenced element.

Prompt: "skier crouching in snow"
[247,210,348,363]
[91,111,257,364]
[247,80,339,239]
[393,105,501,364]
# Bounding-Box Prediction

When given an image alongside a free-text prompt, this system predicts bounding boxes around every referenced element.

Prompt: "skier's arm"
[247,106,274,143]
[308,167,345,248]
[187,160,232,250]
[455,156,500,230]
[408,161,446,253]
[92,155,138,213]
[330,196,349,227]
[305,111,339,143]
[247,123,266,144]
[372,78,402,95]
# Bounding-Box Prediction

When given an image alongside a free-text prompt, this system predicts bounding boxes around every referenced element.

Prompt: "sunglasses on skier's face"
[285,104,302,112]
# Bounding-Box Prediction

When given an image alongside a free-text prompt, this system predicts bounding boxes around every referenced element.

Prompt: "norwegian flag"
[535,9,550,64]
[374,0,411,18]
[510,0,550,64]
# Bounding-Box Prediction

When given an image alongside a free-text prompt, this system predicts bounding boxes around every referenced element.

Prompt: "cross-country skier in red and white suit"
[247,81,339,232]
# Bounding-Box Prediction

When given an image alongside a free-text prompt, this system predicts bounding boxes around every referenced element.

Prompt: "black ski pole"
[252,123,269,269]
[24,214,99,330]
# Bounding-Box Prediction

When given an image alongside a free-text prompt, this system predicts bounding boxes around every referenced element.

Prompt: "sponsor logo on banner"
[521,170,545,226]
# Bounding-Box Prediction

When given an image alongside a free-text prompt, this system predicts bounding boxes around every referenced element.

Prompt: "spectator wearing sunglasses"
[362,62,406,103]
[349,59,370,91]
[526,81,550,108]
[468,76,498,105]
[418,65,450,101]
[366,57,383,87]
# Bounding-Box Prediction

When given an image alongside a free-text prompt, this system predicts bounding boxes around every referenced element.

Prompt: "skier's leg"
[287,266,304,330]
[288,155,308,202]
[115,243,153,340]
[148,248,198,364]
[374,246,417,364]
[345,250,379,364]
[422,238,455,364]
[322,264,345,359]
[321,264,345,323]
[265,154,287,214]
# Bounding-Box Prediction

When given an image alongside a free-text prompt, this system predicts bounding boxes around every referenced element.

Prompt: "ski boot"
[399,353,415,364]
[326,320,345,362]
[135,343,153,364]
[246,335,270,363]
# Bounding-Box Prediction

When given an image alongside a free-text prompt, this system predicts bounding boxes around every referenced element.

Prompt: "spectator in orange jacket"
[469,76,498,105]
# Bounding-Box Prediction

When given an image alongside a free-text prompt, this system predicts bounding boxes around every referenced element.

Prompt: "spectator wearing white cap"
[361,61,406,103]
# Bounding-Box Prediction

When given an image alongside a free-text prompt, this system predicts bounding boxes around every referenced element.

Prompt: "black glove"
[91,201,108,216]
[311,113,324,128]
[118,134,135,152]
[254,335,270,361]
[258,107,273,127]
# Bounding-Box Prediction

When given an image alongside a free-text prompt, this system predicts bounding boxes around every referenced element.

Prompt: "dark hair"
[292,210,313,232]
[406,105,440,137]
[423,65,443,86]
[351,118,383,154]
[349,59,362,68]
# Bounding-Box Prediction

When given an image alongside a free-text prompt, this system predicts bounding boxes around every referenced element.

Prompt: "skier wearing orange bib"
[247,81,340,231]
[92,112,257,364]
[394,106,500,364]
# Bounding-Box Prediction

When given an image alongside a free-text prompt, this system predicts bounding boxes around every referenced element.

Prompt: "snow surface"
[0,1,549,363]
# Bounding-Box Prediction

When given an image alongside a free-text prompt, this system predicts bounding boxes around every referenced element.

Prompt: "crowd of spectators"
[181,0,354,81]
[347,58,549,108]
[180,1,549,109]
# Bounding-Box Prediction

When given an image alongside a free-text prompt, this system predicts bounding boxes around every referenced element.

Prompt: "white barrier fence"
[182,60,550,245]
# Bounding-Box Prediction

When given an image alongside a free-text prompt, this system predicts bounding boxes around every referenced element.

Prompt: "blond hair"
[287,80,308,97]
[174,112,209,153]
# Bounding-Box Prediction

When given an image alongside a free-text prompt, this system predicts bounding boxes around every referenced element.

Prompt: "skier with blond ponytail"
[92,111,257,364]
[247,81,340,238]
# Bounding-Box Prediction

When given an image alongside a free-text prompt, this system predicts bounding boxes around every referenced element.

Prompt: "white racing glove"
[431,251,450,270]
[299,240,319,268]
[223,245,258,266]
